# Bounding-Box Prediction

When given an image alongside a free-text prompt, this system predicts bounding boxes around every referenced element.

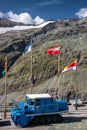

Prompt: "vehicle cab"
[26,93,58,114]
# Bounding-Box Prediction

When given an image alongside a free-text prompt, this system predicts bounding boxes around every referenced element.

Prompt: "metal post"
[4,56,7,119]
[30,36,33,94]
[58,54,60,99]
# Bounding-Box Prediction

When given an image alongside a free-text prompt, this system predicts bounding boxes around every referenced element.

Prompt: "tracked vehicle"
[10,93,68,127]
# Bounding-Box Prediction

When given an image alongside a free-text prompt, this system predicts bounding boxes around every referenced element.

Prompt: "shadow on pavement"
[0,120,11,127]
[63,116,87,123]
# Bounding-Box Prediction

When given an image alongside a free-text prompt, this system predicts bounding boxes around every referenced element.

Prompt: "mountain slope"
[0,18,25,27]
[0,17,87,101]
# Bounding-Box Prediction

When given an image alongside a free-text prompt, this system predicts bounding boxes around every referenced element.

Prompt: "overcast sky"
[0,0,87,25]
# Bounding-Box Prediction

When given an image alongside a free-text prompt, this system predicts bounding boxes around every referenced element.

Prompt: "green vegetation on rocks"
[0,17,87,101]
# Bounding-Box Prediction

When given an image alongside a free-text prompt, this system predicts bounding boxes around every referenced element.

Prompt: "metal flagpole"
[57,40,61,99]
[30,36,33,94]
[4,56,7,119]
[58,54,60,99]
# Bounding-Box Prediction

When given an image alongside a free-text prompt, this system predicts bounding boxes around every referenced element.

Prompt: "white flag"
[23,41,32,55]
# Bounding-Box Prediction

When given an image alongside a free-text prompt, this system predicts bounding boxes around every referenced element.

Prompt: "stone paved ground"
[0,104,87,130]
[49,104,87,130]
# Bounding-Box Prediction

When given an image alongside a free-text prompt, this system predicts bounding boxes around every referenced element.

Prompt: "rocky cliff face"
[0,17,87,101]
[0,18,25,27]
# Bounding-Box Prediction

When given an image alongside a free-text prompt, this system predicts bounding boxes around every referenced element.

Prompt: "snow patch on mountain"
[0,21,55,34]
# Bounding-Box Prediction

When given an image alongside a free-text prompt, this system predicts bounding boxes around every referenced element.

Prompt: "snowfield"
[0,21,55,34]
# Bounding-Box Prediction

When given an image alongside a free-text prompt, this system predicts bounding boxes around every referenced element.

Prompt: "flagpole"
[46,43,60,98]
[30,36,33,94]
[58,54,60,99]
[4,56,7,119]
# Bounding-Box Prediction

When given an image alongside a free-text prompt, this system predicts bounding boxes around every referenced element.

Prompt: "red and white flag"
[47,46,60,55]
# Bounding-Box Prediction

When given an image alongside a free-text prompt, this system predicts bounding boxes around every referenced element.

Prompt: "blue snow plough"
[10,94,68,127]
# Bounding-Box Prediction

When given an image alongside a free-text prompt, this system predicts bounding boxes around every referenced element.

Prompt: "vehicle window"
[29,99,35,105]
[26,96,29,103]
[36,99,40,106]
